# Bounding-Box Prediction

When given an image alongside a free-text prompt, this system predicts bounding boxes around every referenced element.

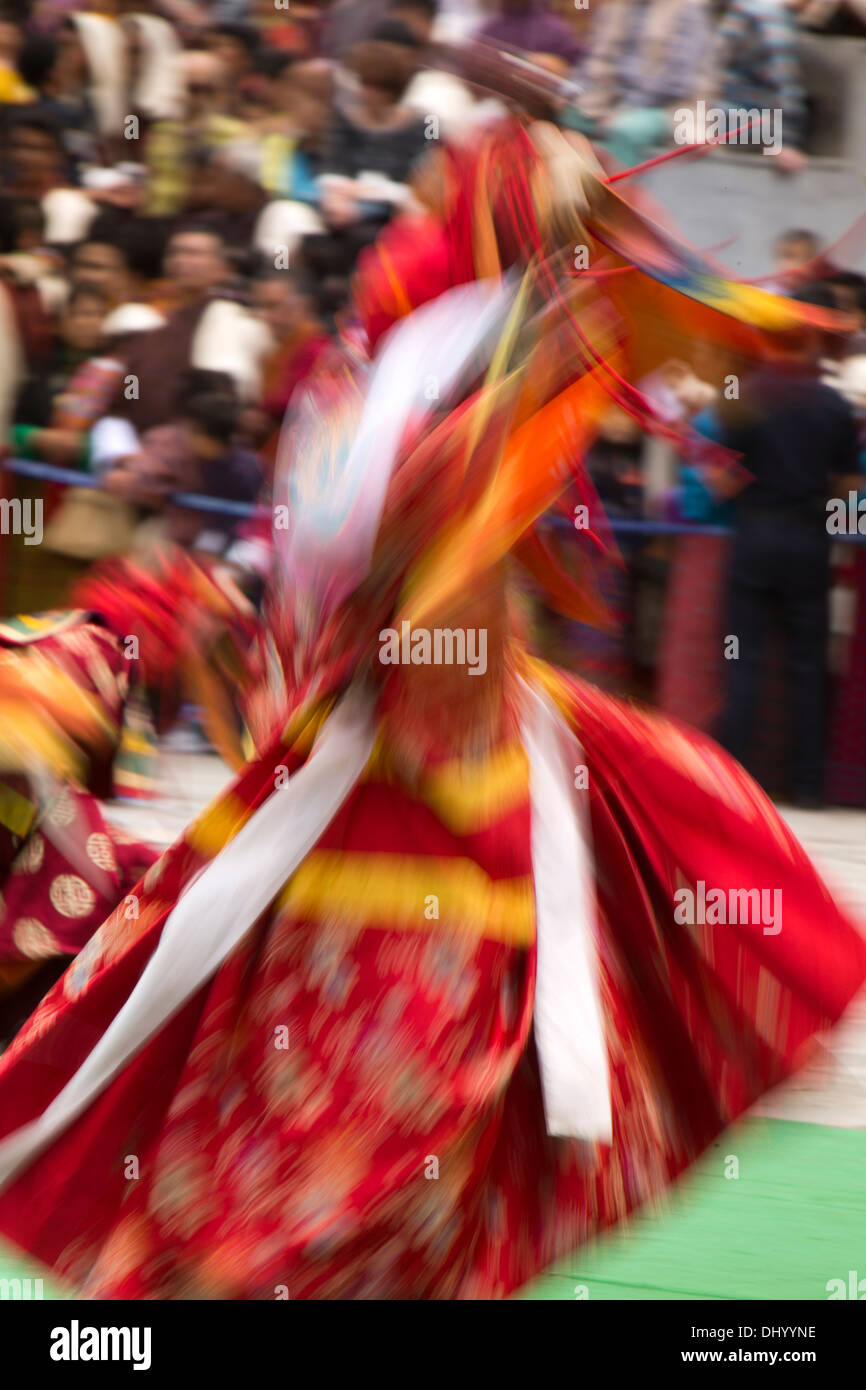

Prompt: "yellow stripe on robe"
[186,700,342,857]
[276,851,535,946]
[281,696,336,756]
[523,655,575,723]
[0,782,36,839]
[363,732,530,836]
[185,792,257,855]
[414,742,529,836]
[280,696,530,835]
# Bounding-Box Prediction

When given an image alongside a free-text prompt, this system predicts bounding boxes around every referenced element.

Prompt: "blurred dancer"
[0,109,863,1302]
[0,547,257,1039]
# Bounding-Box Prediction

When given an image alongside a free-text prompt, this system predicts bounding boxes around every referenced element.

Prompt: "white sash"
[520,680,612,1143]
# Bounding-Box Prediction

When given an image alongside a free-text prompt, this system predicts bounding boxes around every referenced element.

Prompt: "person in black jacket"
[718,315,860,804]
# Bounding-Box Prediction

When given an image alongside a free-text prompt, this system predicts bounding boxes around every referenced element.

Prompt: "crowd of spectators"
[0,0,864,802]
[1,2,863,544]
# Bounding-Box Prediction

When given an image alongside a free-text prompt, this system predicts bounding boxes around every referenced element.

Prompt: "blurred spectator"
[329,35,428,185]
[825,269,866,319]
[252,58,333,200]
[389,0,438,43]
[93,379,261,560]
[245,0,323,56]
[69,236,136,306]
[96,225,269,454]
[4,110,64,199]
[10,282,111,466]
[718,313,860,803]
[0,195,58,383]
[792,0,866,35]
[715,0,808,172]
[766,232,863,309]
[174,387,263,553]
[183,145,272,248]
[321,0,393,57]
[122,13,185,124]
[586,407,647,520]
[14,30,56,105]
[767,227,828,292]
[319,37,428,240]
[433,0,485,44]
[65,8,127,139]
[144,50,248,216]
[14,26,99,171]
[849,278,866,339]
[387,3,504,142]
[251,264,331,460]
[68,221,169,334]
[3,109,96,243]
[570,0,715,168]
[0,8,33,102]
[479,0,584,64]
[186,142,327,268]
[51,17,98,130]
[204,21,260,115]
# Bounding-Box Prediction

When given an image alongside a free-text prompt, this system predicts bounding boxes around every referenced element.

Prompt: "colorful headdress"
[271,113,859,732]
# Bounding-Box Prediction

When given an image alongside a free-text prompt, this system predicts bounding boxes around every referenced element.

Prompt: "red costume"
[0,119,862,1300]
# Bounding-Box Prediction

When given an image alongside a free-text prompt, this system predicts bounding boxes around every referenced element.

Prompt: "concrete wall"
[637,36,866,279]
[643,153,866,278]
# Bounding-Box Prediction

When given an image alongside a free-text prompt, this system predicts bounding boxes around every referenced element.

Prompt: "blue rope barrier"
[552,515,733,538]
[4,456,866,542]
[3,457,270,519]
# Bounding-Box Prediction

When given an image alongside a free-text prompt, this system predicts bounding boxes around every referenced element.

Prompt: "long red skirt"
[0,668,862,1299]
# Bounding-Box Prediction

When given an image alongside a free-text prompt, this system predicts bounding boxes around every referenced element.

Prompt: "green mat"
[516,1118,866,1300]
[0,1119,862,1301]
